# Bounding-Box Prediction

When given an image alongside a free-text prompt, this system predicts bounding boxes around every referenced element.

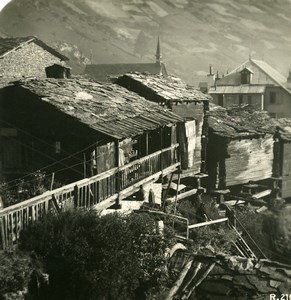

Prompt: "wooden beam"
[252,189,272,199]
[167,188,198,203]
[188,218,228,230]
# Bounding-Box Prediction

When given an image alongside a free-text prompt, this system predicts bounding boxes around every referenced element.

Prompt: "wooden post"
[160,127,163,171]
[83,153,86,178]
[50,172,55,191]
[90,152,94,177]
[172,171,181,228]
[260,94,264,111]
[0,217,6,251]
[145,132,149,156]
[115,140,121,209]
[73,185,79,208]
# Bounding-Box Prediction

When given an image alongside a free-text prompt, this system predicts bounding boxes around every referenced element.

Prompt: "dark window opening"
[218,94,223,106]
[248,96,252,105]
[270,92,276,104]
[241,72,250,84]
[239,95,243,105]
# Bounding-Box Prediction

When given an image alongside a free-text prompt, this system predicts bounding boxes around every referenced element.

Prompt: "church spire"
[155,36,162,63]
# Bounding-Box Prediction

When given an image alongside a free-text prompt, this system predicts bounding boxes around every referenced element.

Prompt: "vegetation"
[0,171,62,207]
[19,210,176,300]
[234,205,291,264]
[173,196,237,254]
[0,252,32,299]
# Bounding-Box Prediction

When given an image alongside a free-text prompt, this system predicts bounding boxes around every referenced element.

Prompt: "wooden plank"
[188,218,228,229]
[225,136,274,186]
[0,217,7,250]
[167,188,198,203]
[252,189,272,199]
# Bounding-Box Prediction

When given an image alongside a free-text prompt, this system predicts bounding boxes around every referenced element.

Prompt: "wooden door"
[0,137,23,171]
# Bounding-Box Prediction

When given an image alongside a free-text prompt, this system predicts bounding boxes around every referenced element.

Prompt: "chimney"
[287,70,291,90]
[207,64,216,88]
[209,64,214,75]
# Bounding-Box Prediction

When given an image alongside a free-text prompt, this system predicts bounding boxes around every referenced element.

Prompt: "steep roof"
[12,77,183,139]
[0,36,69,61]
[116,73,211,103]
[251,59,287,86]
[207,106,275,138]
[216,58,290,94]
[84,62,166,82]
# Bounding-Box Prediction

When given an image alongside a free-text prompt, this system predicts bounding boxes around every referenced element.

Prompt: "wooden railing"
[119,145,177,190]
[0,144,179,251]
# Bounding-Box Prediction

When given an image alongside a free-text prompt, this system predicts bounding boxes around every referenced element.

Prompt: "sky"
[0,0,11,11]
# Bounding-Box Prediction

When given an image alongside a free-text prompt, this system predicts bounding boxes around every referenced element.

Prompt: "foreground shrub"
[0,252,32,299]
[19,210,175,300]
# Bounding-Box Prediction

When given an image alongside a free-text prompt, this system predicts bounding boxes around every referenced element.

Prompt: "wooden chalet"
[0,36,69,87]
[115,73,211,175]
[206,106,275,190]
[0,77,183,186]
[273,118,291,199]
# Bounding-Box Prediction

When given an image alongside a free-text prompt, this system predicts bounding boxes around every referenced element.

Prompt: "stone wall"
[0,42,63,79]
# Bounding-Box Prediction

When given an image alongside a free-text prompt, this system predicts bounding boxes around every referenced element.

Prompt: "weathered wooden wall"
[93,141,116,174]
[0,42,63,78]
[281,142,291,198]
[225,135,274,186]
[175,102,204,174]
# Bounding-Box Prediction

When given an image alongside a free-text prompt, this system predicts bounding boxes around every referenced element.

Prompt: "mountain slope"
[0,0,291,85]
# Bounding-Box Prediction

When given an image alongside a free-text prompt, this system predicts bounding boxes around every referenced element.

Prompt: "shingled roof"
[207,106,275,138]
[12,77,183,139]
[116,73,211,103]
[0,36,68,61]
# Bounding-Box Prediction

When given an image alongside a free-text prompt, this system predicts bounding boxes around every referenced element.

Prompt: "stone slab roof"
[0,36,68,61]
[12,76,183,139]
[207,106,275,138]
[274,118,291,142]
[116,73,211,103]
[169,251,291,299]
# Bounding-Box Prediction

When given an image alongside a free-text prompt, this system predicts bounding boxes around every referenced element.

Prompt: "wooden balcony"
[0,144,179,251]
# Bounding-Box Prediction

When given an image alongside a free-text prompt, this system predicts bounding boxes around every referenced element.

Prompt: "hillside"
[0,0,291,85]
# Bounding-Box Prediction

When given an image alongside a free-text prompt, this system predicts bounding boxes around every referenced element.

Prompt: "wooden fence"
[0,145,179,251]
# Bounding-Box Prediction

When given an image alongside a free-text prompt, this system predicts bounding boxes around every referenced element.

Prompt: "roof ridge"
[228,59,250,75]
[250,59,291,95]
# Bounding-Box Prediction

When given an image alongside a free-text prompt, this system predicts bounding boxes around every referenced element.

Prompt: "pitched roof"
[0,36,69,61]
[84,62,166,82]
[251,59,287,86]
[217,58,290,94]
[116,73,211,103]
[12,77,183,139]
[207,106,275,138]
